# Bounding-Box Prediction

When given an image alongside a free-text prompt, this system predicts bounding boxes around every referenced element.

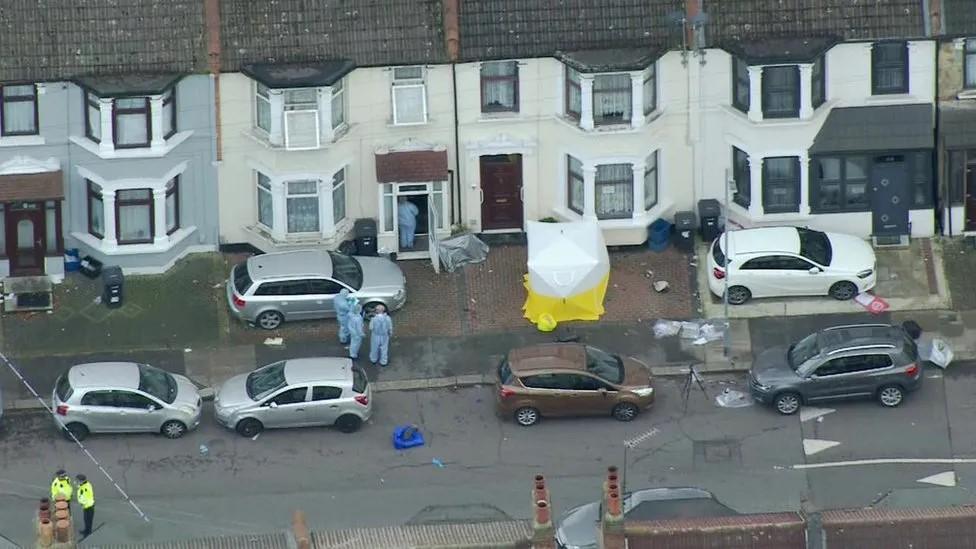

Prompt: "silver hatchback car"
[213,357,373,436]
[52,362,203,441]
[227,249,407,330]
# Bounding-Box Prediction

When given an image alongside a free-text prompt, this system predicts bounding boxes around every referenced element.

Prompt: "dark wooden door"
[8,204,45,276]
[480,154,523,230]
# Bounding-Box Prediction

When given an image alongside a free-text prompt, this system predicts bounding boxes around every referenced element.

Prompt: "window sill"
[478,112,521,122]
[552,199,674,229]
[721,105,814,126]
[72,226,196,255]
[69,131,193,159]
[387,120,430,128]
[555,116,640,135]
[957,90,976,100]
[245,125,348,151]
[0,135,45,148]
[243,222,350,250]
[865,93,917,104]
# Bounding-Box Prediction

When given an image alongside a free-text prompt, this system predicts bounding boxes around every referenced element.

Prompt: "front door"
[8,204,45,276]
[964,154,976,231]
[480,154,523,230]
[870,156,909,237]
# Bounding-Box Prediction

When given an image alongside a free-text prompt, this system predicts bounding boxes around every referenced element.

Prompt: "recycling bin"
[698,199,722,242]
[673,211,696,253]
[647,219,672,252]
[102,266,124,308]
[353,218,378,256]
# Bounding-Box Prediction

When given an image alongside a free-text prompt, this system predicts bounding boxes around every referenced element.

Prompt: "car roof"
[507,343,585,373]
[283,357,354,385]
[626,487,737,521]
[817,324,906,354]
[68,362,140,390]
[726,227,800,256]
[247,249,333,281]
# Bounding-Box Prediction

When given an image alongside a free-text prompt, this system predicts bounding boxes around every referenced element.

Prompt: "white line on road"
[793,458,976,470]
[802,439,841,456]
[623,427,660,449]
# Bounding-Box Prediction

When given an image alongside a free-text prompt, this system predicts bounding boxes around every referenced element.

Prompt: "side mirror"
[147,404,157,412]
[269,401,279,408]
[808,267,820,275]
[598,388,608,396]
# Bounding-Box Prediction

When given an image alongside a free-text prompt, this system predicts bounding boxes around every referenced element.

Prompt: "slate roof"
[944,0,976,35]
[220,0,448,71]
[458,0,683,62]
[708,0,927,45]
[0,0,206,83]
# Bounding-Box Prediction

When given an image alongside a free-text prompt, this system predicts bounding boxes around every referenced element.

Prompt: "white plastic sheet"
[437,234,489,273]
[918,335,954,369]
[715,388,753,408]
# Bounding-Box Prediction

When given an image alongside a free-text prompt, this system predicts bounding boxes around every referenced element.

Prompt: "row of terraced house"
[0,0,975,280]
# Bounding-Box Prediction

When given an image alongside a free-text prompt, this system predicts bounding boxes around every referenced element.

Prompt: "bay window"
[762,157,801,213]
[87,180,104,238]
[283,89,320,150]
[762,66,800,119]
[116,189,153,244]
[85,92,101,142]
[732,147,751,208]
[332,169,346,226]
[257,173,273,228]
[165,177,180,234]
[286,180,320,233]
[567,156,584,214]
[331,79,345,128]
[253,169,349,240]
[732,57,750,112]
[85,175,184,246]
[162,89,177,139]
[565,68,582,120]
[252,79,347,148]
[564,61,656,130]
[643,65,656,115]
[82,85,180,152]
[255,84,272,133]
[113,98,151,148]
[644,152,658,210]
[0,84,38,136]
[593,75,632,126]
[595,164,633,219]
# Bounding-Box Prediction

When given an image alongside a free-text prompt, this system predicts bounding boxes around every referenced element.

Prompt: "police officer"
[50,470,73,513]
[75,474,95,538]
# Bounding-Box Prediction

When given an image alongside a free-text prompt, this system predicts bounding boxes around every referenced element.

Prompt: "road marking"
[624,427,660,449]
[800,407,835,423]
[918,471,957,487]
[793,458,976,470]
[803,439,841,456]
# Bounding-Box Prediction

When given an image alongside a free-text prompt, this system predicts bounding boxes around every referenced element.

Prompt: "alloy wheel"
[878,386,904,407]
[161,420,187,439]
[612,403,639,422]
[774,393,801,415]
[257,311,283,330]
[515,407,539,426]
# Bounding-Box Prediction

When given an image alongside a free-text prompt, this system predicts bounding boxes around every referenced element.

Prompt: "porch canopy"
[940,103,976,149]
[0,171,63,201]
[810,104,934,154]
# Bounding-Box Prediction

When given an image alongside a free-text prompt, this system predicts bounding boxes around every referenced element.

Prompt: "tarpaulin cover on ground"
[522,220,610,323]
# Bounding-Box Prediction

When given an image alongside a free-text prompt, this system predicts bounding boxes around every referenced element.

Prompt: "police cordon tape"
[0,350,150,523]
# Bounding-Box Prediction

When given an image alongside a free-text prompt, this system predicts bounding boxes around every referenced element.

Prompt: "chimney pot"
[54,519,70,543]
[292,510,311,549]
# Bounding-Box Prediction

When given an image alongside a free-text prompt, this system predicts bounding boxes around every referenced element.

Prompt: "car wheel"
[160,420,187,439]
[726,286,752,305]
[334,414,363,433]
[63,422,89,442]
[877,385,905,408]
[235,418,263,437]
[255,310,284,330]
[514,407,540,427]
[828,281,858,301]
[773,392,802,415]
[612,402,640,422]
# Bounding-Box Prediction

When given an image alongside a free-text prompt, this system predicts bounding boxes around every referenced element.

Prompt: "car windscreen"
[797,228,832,266]
[585,346,625,384]
[246,361,287,400]
[788,333,820,371]
[138,364,177,404]
[55,374,73,402]
[352,366,368,394]
[328,252,364,290]
[233,263,253,294]
[711,238,727,267]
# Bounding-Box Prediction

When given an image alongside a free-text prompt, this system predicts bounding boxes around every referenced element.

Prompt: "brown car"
[495,343,654,426]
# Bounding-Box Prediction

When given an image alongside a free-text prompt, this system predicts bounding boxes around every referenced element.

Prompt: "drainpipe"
[443,0,462,226]
[928,0,946,234]
[204,0,223,162]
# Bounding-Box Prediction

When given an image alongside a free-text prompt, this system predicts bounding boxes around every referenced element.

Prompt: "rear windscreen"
[711,238,727,267]
[498,358,513,384]
[55,374,73,402]
[352,367,368,393]
[233,263,253,294]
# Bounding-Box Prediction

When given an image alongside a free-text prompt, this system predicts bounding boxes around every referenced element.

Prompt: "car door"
[307,385,345,425]
[79,390,123,432]
[276,280,318,320]
[259,386,310,428]
[736,256,777,298]
[114,391,163,432]
[519,373,568,416]
[252,282,298,319]
[563,374,617,416]
[306,279,344,319]
[778,255,829,295]
[804,356,867,401]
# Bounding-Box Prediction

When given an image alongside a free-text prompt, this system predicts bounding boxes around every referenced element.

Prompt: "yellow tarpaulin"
[523,272,610,323]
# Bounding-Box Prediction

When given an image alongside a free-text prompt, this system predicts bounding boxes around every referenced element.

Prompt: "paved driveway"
[0,369,973,546]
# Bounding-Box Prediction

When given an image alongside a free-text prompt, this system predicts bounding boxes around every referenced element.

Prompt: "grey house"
[0,1,216,279]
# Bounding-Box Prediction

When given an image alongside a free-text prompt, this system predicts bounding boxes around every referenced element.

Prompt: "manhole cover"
[695,439,742,464]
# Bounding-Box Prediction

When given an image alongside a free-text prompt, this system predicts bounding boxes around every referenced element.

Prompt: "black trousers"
[81,506,94,535]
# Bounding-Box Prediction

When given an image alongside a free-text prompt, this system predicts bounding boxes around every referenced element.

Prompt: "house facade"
[0,2,217,279]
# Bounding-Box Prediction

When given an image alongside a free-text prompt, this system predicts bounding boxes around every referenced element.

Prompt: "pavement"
[4,366,976,546]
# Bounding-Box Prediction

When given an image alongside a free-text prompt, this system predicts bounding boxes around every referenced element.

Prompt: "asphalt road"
[2,368,975,546]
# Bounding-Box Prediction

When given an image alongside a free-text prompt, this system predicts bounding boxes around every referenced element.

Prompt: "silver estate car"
[52,362,203,441]
[214,357,373,436]
[227,249,406,330]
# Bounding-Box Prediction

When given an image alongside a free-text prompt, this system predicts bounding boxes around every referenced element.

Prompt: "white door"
[428,195,440,273]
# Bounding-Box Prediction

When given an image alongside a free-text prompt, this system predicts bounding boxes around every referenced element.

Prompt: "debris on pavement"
[653,319,727,344]
[653,280,670,293]
[199,444,209,456]
[715,388,753,408]
[437,233,489,272]
[854,292,889,315]
[653,320,682,338]
[393,425,425,450]
[918,336,954,369]
[263,337,284,346]
[432,458,446,468]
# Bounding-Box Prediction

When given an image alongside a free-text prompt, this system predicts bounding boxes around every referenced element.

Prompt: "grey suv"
[750,323,921,415]
[227,249,406,330]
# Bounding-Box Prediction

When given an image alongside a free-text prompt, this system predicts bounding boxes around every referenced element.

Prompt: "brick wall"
[625,513,807,549]
[821,506,976,549]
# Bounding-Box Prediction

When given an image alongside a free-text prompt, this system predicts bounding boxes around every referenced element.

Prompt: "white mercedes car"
[706,226,877,305]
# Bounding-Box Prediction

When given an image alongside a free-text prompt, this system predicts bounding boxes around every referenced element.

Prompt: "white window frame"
[391,66,428,126]
[330,78,346,130]
[73,85,189,159]
[283,88,321,151]
[285,179,321,234]
[331,168,346,225]
[643,151,658,210]
[564,64,652,130]
[257,172,274,230]
[255,83,272,133]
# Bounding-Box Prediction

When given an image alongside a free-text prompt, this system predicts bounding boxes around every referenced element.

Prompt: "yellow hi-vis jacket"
[50,477,73,501]
[76,481,94,509]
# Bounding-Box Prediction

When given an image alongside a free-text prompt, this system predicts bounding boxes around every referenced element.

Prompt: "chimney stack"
[531,474,556,549]
[204,0,224,160]
[442,0,460,62]
[291,510,311,549]
[684,0,702,49]
[600,466,626,549]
